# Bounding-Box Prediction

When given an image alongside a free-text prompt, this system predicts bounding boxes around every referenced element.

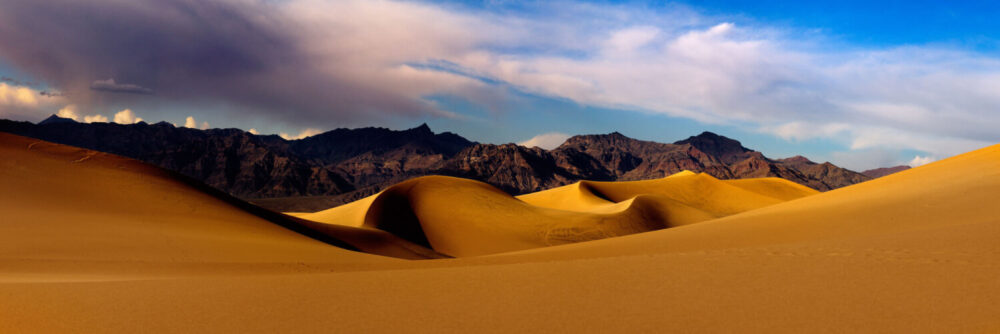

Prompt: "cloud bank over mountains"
[0,0,998,166]
[519,132,572,150]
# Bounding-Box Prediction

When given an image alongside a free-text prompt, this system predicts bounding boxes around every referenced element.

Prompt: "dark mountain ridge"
[862,165,911,178]
[1,115,877,211]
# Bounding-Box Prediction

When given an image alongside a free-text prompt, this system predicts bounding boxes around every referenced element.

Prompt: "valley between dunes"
[2,131,1000,333]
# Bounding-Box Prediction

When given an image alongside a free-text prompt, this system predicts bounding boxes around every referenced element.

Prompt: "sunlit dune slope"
[723,177,820,201]
[376,143,1000,332]
[510,181,615,212]
[297,176,678,257]
[517,171,817,213]
[3,132,1000,332]
[0,132,442,273]
[496,142,1000,261]
[297,171,817,257]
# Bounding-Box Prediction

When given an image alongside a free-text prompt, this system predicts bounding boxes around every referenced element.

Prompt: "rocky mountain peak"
[674,131,750,164]
[556,132,650,153]
[408,123,433,135]
[781,155,815,165]
[0,118,874,211]
[37,114,77,125]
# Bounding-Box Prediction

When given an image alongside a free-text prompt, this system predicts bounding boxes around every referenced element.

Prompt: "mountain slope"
[862,165,911,178]
[0,117,472,199]
[1,116,873,211]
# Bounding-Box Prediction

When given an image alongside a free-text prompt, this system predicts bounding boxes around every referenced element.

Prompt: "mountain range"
[0,115,899,211]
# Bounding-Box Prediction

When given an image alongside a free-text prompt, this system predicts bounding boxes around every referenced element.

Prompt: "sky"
[2,0,1000,170]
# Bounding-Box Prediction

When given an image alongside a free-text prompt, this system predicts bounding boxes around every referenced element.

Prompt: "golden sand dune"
[4,132,1000,332]
[0,132,442,272]
[517,172,817,214]
[497,142,1000,261]
[294,171,815,257]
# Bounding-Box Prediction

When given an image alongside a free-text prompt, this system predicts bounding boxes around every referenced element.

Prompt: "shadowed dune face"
[316,176,675,257]
[0,133,444,267]
[5,132,1000,332]
[298,172,818,257]
[0,130,816,262]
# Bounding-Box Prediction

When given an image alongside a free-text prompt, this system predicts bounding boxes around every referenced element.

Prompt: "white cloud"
[0,82,67,120]
[1,0,999,163]
[0,82,39,106]
[375,6,999,161]
[56,105,79,121]
[518,132,571,150]
[605,26,660,56]
[762,122,851,142]
[761,121,991,169]
[279,128,323,140]
[180,117,208,129]
[248,128,258,135]
[846,126,990,158]
[83,114,108,123]
[909,155,935,167]
[112,109,143,124]
[827,149,903,172]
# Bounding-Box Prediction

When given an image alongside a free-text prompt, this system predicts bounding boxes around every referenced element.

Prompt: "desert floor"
[2,132,999,333]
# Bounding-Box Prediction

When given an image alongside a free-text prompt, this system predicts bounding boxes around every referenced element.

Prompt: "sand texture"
[2,132,1000,333]
[294,171,815,256]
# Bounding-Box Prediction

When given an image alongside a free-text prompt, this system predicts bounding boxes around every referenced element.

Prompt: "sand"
[2,132,1000,333]
[294,171,815,257]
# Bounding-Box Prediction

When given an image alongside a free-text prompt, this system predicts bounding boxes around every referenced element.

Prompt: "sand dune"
[517,172,817,214]
[490,142,1000,261]
[295,171,815,257]
[0,133,441,273]
[3,132,1000,332]
[296,175,674,257]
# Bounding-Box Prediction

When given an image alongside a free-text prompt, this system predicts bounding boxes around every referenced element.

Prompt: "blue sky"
[1,0,999,170]
[447,0,1000,49]
[681,0,1000,49]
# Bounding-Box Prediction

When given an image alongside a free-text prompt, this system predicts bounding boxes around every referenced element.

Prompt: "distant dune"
[293,172,815,257]
[1,117,870,213]
[2,132,1000,332]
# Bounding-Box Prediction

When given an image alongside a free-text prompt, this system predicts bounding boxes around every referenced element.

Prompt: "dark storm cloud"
[0,0,443,126]
[90,79,153,95]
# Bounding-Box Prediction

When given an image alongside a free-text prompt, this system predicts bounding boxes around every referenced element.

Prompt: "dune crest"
[297,171,818,257]
[0,132,444,268]
[4,133,1000,332]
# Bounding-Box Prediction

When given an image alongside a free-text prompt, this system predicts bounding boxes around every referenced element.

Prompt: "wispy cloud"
[0,0,998,163]
[519,132,571,150]
[90,79,153,95]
